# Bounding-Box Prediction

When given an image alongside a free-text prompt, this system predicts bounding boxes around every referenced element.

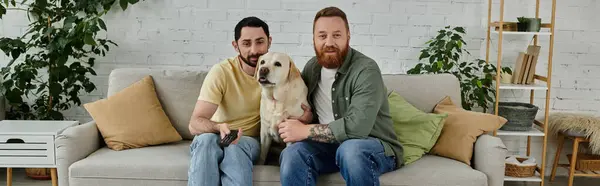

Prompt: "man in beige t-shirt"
[187,16,311,186]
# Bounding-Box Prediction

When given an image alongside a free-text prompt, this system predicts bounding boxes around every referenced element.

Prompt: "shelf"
[492,30,552,35]
[497,82,548,90]
[490,21,552,29]
[497,125,545,137]
[504,171,542,182]
[558,165,600,177]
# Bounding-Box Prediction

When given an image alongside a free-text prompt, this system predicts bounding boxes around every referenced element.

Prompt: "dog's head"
[255,52,301,88]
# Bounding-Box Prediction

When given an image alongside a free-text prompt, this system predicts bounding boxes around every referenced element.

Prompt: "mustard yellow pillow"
[84,75,182,151]
[430,96,507,165]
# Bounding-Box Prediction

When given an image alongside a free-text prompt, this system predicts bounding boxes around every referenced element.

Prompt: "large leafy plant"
[0,0,143,120]
[407,26,511,113]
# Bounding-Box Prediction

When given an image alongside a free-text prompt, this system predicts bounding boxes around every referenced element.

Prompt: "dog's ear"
[287,55,301,81]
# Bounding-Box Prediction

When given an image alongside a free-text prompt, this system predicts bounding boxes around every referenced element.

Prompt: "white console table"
[0,120,79,186]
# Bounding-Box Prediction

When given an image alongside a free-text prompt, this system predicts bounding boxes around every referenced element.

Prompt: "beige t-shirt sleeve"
[198,64,226,105]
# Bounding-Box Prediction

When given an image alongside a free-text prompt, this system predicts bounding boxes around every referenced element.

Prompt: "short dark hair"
[313,6,349,32]
[234,16,270,42]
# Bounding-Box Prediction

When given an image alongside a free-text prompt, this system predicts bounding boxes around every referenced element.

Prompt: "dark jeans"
[279,138,397,186]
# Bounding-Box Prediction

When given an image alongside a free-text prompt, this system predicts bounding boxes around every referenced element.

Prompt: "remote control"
[218,130,238,148]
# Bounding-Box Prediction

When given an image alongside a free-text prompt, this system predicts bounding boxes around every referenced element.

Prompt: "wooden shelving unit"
[484,0,556,185]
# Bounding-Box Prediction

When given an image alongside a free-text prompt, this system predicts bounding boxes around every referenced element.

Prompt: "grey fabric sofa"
[55,68,507,186]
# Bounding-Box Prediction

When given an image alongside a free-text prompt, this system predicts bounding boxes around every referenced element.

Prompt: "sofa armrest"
[473,134,507,186]
[55,120,102,186]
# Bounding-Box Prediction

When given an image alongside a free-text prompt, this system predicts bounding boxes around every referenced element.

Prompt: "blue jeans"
[187,133,260,186]
[279,138,397,186]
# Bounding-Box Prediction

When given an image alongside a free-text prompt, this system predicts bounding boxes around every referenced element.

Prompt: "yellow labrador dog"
[255,52,309,165]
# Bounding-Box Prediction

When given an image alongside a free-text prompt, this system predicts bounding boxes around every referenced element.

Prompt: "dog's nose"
[259,67,269,76]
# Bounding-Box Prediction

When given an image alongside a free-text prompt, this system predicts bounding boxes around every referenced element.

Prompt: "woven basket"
[505,157,536,177]
[25,168,52,180]
[567,153,600,171]
[496,102,539,131]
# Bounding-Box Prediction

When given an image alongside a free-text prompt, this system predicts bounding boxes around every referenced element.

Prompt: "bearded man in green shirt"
[276,6,405,186]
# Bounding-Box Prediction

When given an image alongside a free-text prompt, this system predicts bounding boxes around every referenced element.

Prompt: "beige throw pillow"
[84,75,182,151]
[430,96,507,165]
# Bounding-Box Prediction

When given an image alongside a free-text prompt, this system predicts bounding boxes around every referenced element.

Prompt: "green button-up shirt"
[301,47,405,168]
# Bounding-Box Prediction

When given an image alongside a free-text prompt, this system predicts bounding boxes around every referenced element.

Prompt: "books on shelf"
[511,45,541,84]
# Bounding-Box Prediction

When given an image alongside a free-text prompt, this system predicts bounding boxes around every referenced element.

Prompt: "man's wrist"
[213,123,223,133]
[306,124,338,143]
[302,124,315,140]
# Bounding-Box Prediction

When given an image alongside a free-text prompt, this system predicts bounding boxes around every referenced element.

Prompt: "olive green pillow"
[388,91,448,164]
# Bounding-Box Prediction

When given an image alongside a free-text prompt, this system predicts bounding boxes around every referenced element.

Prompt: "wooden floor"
[1,168,599,186]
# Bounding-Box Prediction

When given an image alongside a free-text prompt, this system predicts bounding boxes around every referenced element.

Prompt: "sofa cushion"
[387,90,447,165]
[431,96,507,165]
[83,75,182,151]
[69,140,191,180]
[107,68,208,140]
[382,74,461,113]
[254,155,487,186]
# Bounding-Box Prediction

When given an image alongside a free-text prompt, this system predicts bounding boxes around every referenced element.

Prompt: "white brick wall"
[1,0,599,177]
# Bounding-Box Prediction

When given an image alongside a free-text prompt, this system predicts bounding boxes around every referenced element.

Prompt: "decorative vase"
[501,72,512,84]
[25,168,52,180]
[527,18,541,32]
[517,22,528,32]
[495,102,539,131]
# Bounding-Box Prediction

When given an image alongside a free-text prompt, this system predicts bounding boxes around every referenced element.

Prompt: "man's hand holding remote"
[217,123,243,145]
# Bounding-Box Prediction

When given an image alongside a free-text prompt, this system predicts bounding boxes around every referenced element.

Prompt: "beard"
[238,49,262,68]
[314,43,349,69]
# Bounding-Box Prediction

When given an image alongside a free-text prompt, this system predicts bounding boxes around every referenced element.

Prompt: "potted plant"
[517,16,541,32]
[0,0,143,179]
[407,26,511,113]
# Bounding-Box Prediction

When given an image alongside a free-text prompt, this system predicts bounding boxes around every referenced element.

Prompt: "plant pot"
[25,168,52,180]
[494,102,539,131]
[517,18,541,32]
[517,22,528,32]
[527,18,541,32]
[501,72,512,84]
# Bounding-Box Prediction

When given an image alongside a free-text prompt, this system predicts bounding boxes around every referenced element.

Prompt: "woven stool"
[550,130,600,186]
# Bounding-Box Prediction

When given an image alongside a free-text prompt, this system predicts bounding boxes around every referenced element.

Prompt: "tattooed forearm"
[307,124,338,143]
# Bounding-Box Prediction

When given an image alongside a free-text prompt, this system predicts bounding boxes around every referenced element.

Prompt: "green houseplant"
[0,0,143,179]
[517,16,541,32]
[407,26,511,113]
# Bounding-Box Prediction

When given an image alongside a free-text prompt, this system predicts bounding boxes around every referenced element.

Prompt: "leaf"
[88,58,95,66]
[119,0,128,10]
[0,5,6,19]
[49,110,63,120]
[453,27,465,34]
[36,83,45,94]
[88,67,97,75]
[49,82,62,95]
[35,0,46,9]
[451,34,461,41]
[98,18,107,31]
[418,52,430,60]
[83,81,96,92]
[84,34,96,45]
[107,40,118,46]
[10,49,21,59]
